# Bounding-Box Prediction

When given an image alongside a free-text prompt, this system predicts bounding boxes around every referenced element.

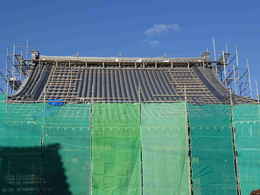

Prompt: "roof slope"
[8,56,256,104]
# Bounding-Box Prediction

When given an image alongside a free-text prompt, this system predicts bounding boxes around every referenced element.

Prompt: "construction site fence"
[0,95,259,195]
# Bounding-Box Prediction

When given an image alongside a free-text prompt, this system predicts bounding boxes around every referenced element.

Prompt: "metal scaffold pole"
[12,43,17,94]
[26,40,29,60]
[5,48,9,96]
[225,43,229,53]
[212,37,218,75]
[230,93,242,195]
[246,59,253,97]
[223,51,227,87]
[234,48,239,94]
[5,48,9,111]
[232,63,237,94]
[255,80,259,103]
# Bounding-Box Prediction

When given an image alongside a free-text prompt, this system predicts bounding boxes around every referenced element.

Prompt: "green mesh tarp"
[92,104,141,195]
[43,104,91,195]
[0,94,6,102]
[0,102,44,194]
[0,102,44,146]
[141,103,191,195]
[188,104,237,195]
[233,104,260,195]
[0,101,91,195]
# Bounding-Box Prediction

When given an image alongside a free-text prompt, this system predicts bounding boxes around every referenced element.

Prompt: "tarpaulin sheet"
[43,104,91,195]
[0,94,5,101]
[233,104,260,195]
[92,104,141,195]
[0,101,91,195]
[0,102,44,194]
[141,103,191,195]
[188,104,237,195]
[0,102,44,146]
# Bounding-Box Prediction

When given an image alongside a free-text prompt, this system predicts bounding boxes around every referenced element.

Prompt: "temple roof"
[8,55,256,104]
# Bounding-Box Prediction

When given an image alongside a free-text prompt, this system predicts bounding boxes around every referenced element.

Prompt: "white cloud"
[148,40,160,47]
[144,24,181,36]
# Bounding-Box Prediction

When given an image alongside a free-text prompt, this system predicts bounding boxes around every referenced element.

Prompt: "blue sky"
[0,0,260,95]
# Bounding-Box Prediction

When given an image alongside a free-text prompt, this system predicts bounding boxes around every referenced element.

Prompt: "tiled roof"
[8,58,256,104]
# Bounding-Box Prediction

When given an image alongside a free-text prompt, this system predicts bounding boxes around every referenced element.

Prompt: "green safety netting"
[188,104,237,195]
[233,104,260,195]
[0,102,46,194]
[43,104,91,195]
[0,94,6,101]
[0,102,44,146]
[141,103,191,195]
[0,101,91,195]
[3,97,260,195]
[92,104,141,195]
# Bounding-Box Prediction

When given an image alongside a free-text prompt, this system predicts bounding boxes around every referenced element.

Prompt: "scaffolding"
[0,41,260,194]
[210,39,255,100]
[1,36,260,195]
[1,92,260,195]
[0,41,31,95]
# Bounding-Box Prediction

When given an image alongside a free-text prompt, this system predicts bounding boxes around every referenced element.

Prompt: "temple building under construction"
[0,51,259,195]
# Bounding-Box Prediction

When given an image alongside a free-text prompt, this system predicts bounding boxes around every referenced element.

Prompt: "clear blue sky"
[0,0,260,94]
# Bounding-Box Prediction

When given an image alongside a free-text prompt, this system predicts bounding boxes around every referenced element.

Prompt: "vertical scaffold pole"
[42,57,46,193]
[184,85,187,102]
[12,43,16,94]
[232,63,237,94]
[5,48,9,111]
[5,48,9,95]
[234,48,239,94]
[212,37,218,75]
[184,85,192,195]
[12,43,15,67]
[90,81,94,195]
[229,88,233,106]
[235,48,239,68]
[90,81,93,195]
[26,40,29,60]
[139,85,144,195]
[225,43,229,53]
[230,89,241,195]
[223,51,227,87]
[246,59,253,97]
[255,80,259,103]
